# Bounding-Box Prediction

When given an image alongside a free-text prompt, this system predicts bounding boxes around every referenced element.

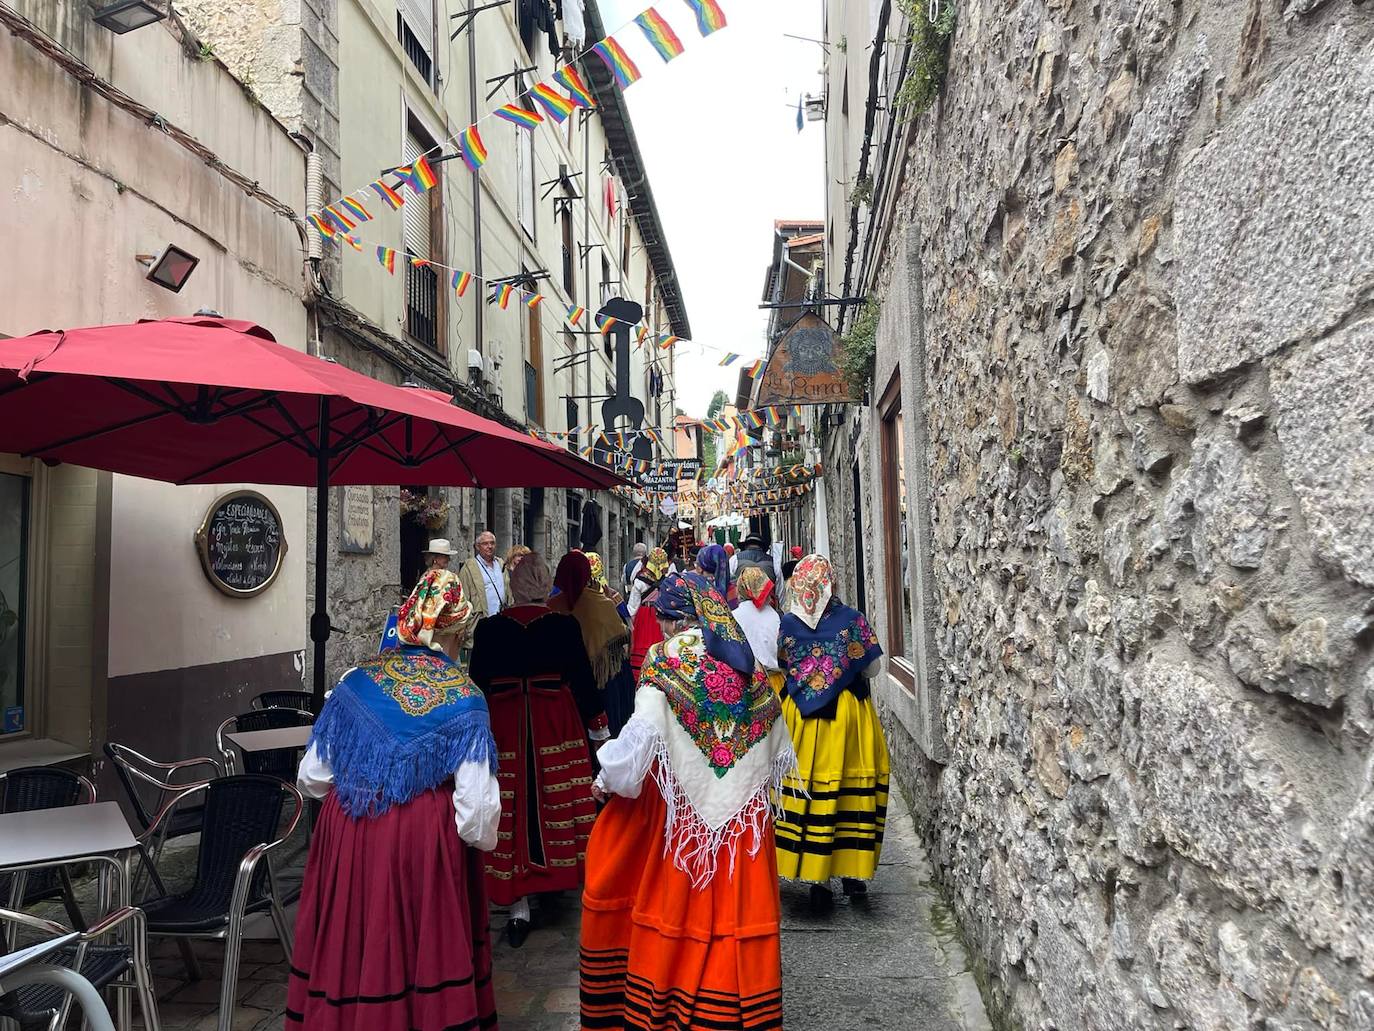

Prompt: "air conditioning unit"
[467,349,484,382]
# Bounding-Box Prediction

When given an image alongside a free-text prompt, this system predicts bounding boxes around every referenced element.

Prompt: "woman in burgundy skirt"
[288,568,502,1031]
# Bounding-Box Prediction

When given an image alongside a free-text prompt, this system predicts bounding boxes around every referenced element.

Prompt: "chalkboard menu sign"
[194,490,288,598]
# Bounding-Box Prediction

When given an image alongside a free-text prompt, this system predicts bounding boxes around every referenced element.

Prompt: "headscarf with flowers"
[310,568,494,819]
[695,543,730,600]
[735,567,774,611]
[786,554,836,630]
[585,551,608,590]
[628,572,793,887]
[777,557,883,718]
[397,568,473,650]
[643,546,670,583]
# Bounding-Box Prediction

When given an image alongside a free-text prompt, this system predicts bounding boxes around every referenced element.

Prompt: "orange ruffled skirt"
[579,766,783,1030]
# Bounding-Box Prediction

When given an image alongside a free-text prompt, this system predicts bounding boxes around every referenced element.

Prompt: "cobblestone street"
[110,788,991,1030]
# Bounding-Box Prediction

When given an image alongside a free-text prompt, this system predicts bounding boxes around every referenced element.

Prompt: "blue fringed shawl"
[778,602,883,718]
[309,647,496,819]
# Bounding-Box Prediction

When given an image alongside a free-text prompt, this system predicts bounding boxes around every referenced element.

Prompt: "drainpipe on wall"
[296,133,325,358]
[467,0,484,360]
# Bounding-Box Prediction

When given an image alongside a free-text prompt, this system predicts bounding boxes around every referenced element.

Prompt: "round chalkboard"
[194,490,288,598]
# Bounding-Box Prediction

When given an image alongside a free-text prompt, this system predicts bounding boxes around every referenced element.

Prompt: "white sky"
[597,0,826,417]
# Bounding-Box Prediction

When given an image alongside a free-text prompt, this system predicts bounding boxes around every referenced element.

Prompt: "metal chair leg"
[217,913,245,1031]
[130,916,161,1031]
[58,867,87,931]
[269,895,294,962]
[176,938,201,982]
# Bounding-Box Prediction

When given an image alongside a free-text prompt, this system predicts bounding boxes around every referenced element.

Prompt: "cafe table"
[0,931,117,1031]
[224,725,314,754]
[0,801,138,1029]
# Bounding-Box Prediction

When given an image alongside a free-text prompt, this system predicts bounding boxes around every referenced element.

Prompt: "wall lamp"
[136,245,200,292]
[92,0,169,33]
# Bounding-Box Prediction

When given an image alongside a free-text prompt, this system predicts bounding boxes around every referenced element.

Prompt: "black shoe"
[841,878,868,897]
[808,883,834,912]
[506,918,530,948]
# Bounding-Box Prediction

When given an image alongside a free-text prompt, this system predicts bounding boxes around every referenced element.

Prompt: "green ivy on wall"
[840,300,880,395]
[894,0,957,120]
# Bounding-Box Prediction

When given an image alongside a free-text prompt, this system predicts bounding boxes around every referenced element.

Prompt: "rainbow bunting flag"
[323,204,357,230]
[451,270,473,296]
[635,8,686,62]
[459,126,488,172]
[495,104,544,129]
[369,178,406,210]
[658,334,679,348]
[307,212,336,238]
[595,315,618,336]
[719,353,739,366]
[553,65,596,108]
[794,404,804,420]
[377,246,397,274]
[409,256,430,268]
[748,409,767,429]
[531,83,575,123]
[592,37,642,89]
[524,293,544,309]
[636,326,650,345]
[492,283,514,309]
[339,196,373,224]
[745,359,764,378]
[565,305,587,327]
[396,155,438,194]
[681,0,727,35]
[342,234,364,252]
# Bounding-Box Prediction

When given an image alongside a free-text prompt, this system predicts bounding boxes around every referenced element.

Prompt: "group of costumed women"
[286,541,888,1031]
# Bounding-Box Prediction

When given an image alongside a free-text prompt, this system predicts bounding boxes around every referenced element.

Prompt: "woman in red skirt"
[468,552,607,947]
[289,569,502,1031]
[626,546,671,682]
[580,572,795,1030]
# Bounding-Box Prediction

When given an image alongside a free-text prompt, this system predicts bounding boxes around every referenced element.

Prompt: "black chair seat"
[142,886,275,934]
[0,944,131,1028]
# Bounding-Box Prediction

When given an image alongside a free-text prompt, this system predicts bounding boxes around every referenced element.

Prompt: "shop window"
[0,471,28,735]
[879,372,915,691]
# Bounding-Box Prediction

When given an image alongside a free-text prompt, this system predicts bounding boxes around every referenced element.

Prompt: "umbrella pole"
[310,398,331,710]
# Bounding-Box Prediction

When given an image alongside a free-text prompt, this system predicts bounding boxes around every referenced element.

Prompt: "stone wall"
[866,0,1374,1027]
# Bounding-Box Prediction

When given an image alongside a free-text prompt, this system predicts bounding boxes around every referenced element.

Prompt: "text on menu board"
[195,491,287,597]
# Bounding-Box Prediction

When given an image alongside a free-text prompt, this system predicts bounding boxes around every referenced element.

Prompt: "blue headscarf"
[653,572,755,675]
[696,544,730,599]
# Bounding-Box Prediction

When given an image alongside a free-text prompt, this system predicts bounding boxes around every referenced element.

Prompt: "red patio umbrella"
[0,316,620,702]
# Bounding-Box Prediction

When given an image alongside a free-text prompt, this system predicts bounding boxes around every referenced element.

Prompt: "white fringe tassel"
[648,735,798,890]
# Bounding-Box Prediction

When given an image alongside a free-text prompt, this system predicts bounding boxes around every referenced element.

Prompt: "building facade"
[818,0,1374,1028]
[179,0,688,682]
[0,1,309,775]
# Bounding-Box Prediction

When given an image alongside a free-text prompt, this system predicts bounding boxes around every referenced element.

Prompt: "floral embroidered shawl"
[310,647,495,819]
[628,572,794,887]
[778,599,883,718]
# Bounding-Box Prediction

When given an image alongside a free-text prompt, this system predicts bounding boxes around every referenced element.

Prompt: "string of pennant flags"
[303,0,733,353]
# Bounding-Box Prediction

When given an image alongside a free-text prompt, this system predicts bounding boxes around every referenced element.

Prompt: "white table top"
[226,726,313,752]
[0,932,81,984]
[0,801,137,868]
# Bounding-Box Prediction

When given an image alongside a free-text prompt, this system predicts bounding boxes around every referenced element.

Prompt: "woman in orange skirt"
[580,572,794,1030]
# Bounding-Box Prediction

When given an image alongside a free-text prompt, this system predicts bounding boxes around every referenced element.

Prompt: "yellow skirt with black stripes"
[775,690,890,883]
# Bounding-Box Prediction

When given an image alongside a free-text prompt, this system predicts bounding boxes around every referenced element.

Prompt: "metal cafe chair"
[0,767,96,937]
[0,906,160,1031]
[215,708,315,782]
[102,743,220,894]
[138,775,301,1031]
[250,690,318,715]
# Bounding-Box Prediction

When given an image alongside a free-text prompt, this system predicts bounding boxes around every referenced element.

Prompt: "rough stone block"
[1175,27,1374,383]
[1270,319,1374,589]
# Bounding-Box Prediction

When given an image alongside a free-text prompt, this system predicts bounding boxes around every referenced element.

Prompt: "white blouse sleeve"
[593,719,657,799]
[296,743,333,800]
[453,760,501,852]
[626,578,648,617]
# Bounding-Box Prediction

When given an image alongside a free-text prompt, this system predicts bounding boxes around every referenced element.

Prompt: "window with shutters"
[396,0,435,86]
[516,94,537,240]
[879,371,915,692]
[600,255,613,357]
[402,119,443,351]
[621,218,631,276]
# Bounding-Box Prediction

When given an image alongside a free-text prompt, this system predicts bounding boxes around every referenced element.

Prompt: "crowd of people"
[286,529,891,1031]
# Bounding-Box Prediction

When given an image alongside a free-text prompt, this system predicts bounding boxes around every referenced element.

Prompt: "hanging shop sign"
[637,458,702,492]
[194,490,288,598]
[755,312,856,406]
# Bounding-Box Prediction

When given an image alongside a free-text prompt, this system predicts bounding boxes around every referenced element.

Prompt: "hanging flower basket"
[400,489,451,531]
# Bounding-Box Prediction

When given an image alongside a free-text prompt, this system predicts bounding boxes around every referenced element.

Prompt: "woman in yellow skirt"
[775,554,890,909]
